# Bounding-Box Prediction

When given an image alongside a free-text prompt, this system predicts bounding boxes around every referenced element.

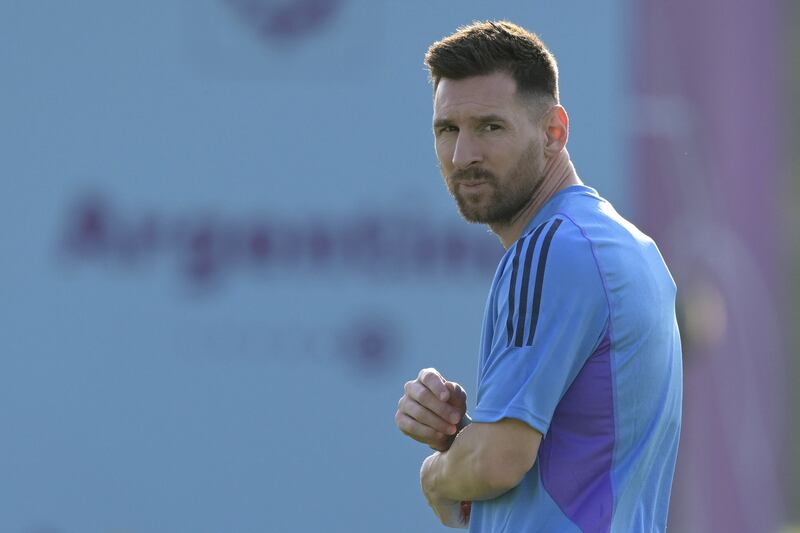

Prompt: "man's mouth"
[459,180,488,191]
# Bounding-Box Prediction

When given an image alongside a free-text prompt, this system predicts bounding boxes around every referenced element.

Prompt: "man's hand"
[421,453,470,529]
[395,368,468,451]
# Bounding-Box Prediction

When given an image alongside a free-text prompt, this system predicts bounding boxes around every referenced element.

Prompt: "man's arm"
[421,417,542,502]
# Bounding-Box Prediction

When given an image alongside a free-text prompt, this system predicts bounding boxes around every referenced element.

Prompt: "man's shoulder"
[548,194,664,275]
[549,194,677,307]
[509,213,600,267]
[493,215,606,301]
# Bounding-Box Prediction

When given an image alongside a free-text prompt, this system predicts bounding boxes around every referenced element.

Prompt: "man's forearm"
[421,421,515,502]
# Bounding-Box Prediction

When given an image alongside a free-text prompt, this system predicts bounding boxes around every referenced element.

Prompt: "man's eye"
[483,123,502,132]
[439,126,458,134]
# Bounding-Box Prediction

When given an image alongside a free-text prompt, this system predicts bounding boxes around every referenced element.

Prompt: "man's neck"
[489,149,581,249]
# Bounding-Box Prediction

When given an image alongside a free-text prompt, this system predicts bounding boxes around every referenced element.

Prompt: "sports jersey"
[469,185,682,533]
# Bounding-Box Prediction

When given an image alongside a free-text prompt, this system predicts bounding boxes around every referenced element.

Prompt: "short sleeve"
[471,217,610,435]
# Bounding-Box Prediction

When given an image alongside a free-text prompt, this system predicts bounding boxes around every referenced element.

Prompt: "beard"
[445,142,544,225]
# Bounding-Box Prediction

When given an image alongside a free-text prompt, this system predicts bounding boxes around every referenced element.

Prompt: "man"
[394,21,682,532]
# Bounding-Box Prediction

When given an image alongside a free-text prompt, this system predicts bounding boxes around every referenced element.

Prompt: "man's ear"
[543,105,569,156]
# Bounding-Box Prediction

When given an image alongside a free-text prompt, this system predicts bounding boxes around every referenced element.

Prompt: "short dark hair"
[424,21,559,103]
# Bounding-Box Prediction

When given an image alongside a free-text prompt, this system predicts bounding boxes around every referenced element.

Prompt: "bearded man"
[395,21,682,533]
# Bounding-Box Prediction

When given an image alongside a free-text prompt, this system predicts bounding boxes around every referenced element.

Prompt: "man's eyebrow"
[433,118,454,129]
[433,115,508,129]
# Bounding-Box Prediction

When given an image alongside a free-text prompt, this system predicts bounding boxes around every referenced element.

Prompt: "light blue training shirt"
[469,185,682,533]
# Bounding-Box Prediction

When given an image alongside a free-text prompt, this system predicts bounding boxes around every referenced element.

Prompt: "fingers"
[395,368,470,450]
[395,412,450,450]
[417,368,450,401]
[397,394,457,435]
[404,379,462,425]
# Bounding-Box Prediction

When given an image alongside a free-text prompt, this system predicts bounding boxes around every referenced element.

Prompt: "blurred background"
[0,1,795,532]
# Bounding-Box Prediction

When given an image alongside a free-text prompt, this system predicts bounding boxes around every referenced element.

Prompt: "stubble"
[446,141,544,225]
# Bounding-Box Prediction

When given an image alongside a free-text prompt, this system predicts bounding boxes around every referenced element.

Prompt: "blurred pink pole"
[633,1,788,531]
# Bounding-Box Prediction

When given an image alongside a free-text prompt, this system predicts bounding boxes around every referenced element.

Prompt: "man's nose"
[452,132,483,170]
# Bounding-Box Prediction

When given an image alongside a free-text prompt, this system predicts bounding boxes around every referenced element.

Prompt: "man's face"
[433,71,547,225]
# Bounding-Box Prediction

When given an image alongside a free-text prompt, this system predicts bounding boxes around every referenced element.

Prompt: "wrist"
[430,412,471,452]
